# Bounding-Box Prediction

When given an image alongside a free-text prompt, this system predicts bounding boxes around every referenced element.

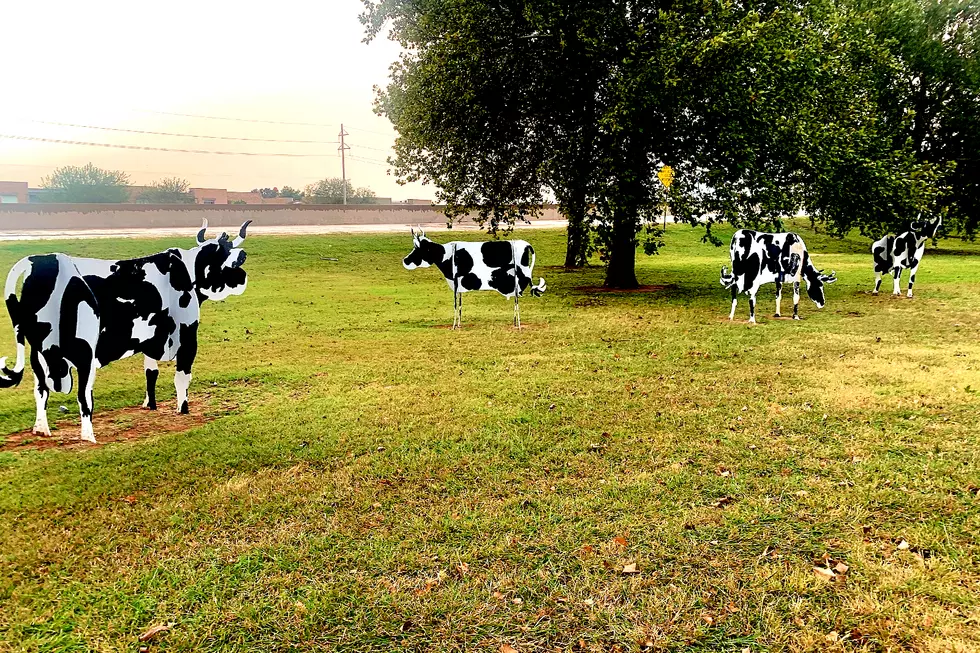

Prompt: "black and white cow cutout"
[871,215,942,297]
[0,220,251,443]
[402,228,546,328]
[720,230,836,323]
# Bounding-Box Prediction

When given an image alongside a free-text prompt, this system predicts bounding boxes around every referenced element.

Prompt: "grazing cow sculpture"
[720,230,836,323]
[871,215,942,297]
[402,228,546,328]
[0,220,251,442]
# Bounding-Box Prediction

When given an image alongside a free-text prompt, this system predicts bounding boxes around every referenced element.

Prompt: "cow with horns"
[0,220,251,442]
[720,230,836,323]
[402,228,546,328]
[871,215,942,297]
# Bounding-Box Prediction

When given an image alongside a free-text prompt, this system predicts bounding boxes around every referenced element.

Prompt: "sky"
[0,0,430,200]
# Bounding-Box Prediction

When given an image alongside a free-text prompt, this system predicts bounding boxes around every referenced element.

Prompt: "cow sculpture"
[402,228,546,328]
[720,230,836,323]
[871,215,942,297]
[0,220,251,442]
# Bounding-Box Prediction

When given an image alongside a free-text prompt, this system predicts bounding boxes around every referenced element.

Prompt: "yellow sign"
[658,165,674,189]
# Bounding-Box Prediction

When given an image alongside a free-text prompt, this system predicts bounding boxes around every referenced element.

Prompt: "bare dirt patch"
[575,284,677,293]
[0,398,233,453]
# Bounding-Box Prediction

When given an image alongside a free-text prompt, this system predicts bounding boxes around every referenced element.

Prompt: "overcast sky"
[0,0,430,200]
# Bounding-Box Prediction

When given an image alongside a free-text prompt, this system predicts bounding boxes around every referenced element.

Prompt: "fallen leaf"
[712,496,735,508]
[456,562,469,576]
[795,490,808,497]
[834,562,850,575]
[812,566,836,582]
[492,591,505,600]
[138,623,173,642]
[897,539,910,550]
[512,597,523,605]
[622,563,639,574]
[742,648,751,653]
[581,544,594,555]
[501,645,519,653]
[702,614,715,626]
[613,536,628,547]
[825,631,839,643]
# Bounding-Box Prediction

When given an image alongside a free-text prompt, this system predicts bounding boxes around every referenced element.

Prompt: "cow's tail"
[530,277,547,297]
[524,244,546,297]
[0,258,30,388]
[720,265,737,289]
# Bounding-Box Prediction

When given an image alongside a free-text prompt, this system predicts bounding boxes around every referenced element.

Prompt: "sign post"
[657,165,674,230]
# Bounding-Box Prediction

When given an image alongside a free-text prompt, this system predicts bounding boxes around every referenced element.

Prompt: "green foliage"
[303,177,377,204]
[136,177,195,204]
[279,186,304,200]
[40,163,130,203]
[850,0,980,237]
[365,0,974,286]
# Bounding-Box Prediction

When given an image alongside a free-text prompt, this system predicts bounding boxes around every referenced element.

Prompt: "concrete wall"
[0,203,564,231]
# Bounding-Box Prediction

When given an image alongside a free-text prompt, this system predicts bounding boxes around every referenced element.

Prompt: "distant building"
[0,181,29,203]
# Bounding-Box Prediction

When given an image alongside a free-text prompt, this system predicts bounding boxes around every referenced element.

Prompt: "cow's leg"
[774,281,782,317]
[892,267,902,295]
[75,359,97,443]
[729,286,738,320]
[31,352,51,436]
[143,356,159,410]
[748,291,757,324]
[793,281,801,320]
[174,323,198,414]
[907,263,919,298]
[873,271,882,295]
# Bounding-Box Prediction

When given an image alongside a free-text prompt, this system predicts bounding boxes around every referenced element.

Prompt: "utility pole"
[338,124,350,205]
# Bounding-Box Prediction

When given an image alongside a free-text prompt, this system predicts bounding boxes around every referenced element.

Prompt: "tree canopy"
[365,0,976,287]
[137,177,195,204]
[41,163,130,204]
[303,178,378,204]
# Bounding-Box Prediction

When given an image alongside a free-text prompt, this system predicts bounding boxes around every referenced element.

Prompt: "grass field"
[1,223,978,653]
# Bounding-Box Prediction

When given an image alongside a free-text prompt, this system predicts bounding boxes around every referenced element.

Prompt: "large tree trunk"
[563,185,589,268]
[603,212,639,288]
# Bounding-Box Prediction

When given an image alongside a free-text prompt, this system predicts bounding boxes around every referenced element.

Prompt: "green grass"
[1,224,978,653]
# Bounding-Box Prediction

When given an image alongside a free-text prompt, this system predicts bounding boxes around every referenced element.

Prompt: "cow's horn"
[232,220,252,247]
[197,219,209,244]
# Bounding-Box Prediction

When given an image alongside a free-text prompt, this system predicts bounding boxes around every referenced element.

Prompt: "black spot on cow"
[461,273,482,290]
[521,245,532,267]
[454,249,475,276]
[488,267,517,295]
[481,241,514,269]
[145,367,159,410]
[176,321,199,375]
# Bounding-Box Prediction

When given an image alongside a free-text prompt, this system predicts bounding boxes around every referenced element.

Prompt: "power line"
[133,108,334,127]
[348,142,392,153]
[29,120,338,144]
[0,134,332,157]
[348,155,390,167]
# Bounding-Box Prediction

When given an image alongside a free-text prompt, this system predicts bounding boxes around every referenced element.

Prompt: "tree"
[252,187,281,198]
[41,163,130,203]
[368,0,951,287]
[137,177,195,204]
[303,178,377,204]
[279,186,304,200]
[851,0,980,237]
[364,1,605,268]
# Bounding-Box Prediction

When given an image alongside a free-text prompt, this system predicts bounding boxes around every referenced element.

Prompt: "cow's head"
[403,227,443,269]
[911,213,943,241]
[804,265,837,308]
[194,219,251,301]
